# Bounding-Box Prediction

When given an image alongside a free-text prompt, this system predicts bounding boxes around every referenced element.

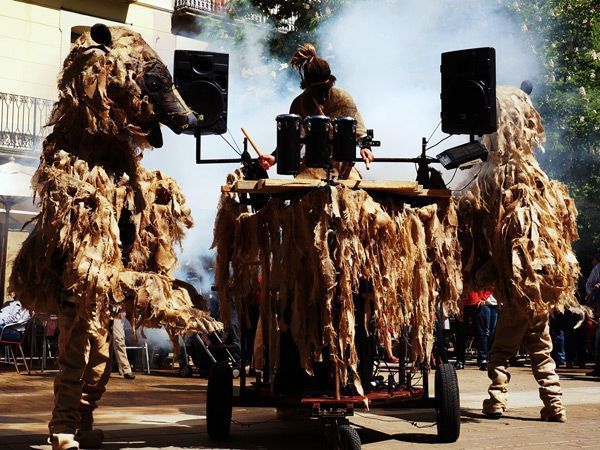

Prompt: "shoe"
[586,369,600,377]
[75,429,104,448]
[49,433,79,450]
[479,363,488,371]
[386,356,399,364]
[540,407,567,423]
[455,361,464,370]
[482,399,505,418]
[123,372,136,380]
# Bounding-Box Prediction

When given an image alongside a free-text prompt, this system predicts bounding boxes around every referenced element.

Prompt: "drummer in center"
[258,43,375,180]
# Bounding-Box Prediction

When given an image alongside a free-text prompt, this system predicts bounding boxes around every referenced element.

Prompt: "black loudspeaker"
[441,47,496,135]
[174,50,228,135]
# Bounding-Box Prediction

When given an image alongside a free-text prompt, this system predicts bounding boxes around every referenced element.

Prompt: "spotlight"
[436,140,488,169]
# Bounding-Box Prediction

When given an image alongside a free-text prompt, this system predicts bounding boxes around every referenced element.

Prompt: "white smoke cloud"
[318,0,541,182]
[144,0,540,269]
[144,16,298,282]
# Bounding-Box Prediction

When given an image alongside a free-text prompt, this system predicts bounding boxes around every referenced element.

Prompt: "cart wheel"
[435,363,460,443]
[206,361,233,439]
[338,423,361,450]
[179,365,193,378]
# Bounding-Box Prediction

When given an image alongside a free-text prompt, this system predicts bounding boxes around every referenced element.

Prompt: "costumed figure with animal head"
[456,85,580,423]
[9,24,221,450]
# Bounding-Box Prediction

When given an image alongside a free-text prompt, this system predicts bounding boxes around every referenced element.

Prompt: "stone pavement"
[1,363,599,449]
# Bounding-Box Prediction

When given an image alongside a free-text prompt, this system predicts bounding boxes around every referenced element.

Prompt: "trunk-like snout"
[157,86,197,134]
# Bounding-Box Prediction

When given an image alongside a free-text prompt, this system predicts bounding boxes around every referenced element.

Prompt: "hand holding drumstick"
[241,127,276,170]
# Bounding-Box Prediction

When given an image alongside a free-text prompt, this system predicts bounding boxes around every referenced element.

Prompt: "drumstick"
[240,127,263,157]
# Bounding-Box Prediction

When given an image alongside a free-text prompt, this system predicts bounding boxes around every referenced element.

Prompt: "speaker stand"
[194,131,242,165]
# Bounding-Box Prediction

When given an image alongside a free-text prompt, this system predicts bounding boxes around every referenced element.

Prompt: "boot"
[49,433,79,450]
[75,429,104,448]
[540,406,567,423]
[482,398,505,417]
[77,411,104,449]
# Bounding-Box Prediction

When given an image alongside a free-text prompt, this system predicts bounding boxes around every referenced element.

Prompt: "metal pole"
[32,97,37,150]
[195,132,202,164]
[0,199,12,298]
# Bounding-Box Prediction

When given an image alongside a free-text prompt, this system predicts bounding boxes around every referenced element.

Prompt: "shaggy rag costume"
[213,182,462,394]
[456,86,580,422]
[9,25,220,449]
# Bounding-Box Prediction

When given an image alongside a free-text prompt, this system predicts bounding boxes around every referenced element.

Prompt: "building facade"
[0,0,245,297]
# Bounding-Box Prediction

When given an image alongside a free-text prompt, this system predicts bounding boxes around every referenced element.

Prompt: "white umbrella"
[0,157,37,297]
[0,158,36,197]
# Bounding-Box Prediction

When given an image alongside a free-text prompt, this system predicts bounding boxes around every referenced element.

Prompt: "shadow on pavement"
[149,384,207,392]
[461,409,541,423]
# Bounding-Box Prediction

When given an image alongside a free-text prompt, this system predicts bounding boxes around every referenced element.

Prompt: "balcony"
[172,0,296,37]
[174,0,226,15]
[0,93,53,158]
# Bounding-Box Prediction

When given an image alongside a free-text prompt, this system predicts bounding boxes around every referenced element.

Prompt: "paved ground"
[1,362,600,449]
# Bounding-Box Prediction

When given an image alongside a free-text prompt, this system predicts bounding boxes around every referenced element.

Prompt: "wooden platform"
[222,179,451,198]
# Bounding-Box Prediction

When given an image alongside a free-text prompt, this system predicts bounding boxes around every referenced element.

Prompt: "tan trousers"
[483,301,564,416]
[49,304,112,435]
[112,318,132,375]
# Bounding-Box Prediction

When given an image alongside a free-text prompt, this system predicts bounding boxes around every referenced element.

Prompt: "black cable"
[426,120,442,143]
[425,134,453,152]
[451,164,483,192]
[446,168,459,185]
[354,412,437,429]
[219,134,242,156]
[226,127,243,154]
[214,115,243,154]
[215,115,243,155]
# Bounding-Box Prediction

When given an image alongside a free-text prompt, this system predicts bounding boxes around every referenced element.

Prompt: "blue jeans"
[550,314,566,365]
[0,325,22,342]
[478,305,498,362]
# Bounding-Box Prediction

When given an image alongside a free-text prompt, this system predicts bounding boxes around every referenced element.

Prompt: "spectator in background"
[478,290,499,371]
[0,298,31,342]
[551,308,588,369]
[112,313,135,380]
[455,288,497,370]
[586,254,600,377]
[455,291,479,369]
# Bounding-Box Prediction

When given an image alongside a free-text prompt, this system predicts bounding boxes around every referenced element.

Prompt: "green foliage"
[502,0,600,266]
[227,0,347,58]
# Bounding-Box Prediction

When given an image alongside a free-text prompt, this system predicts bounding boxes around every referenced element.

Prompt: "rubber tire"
[179,365,193,378]
[338,423,361,450]
[435,363,461,443]
[206,361,233,439]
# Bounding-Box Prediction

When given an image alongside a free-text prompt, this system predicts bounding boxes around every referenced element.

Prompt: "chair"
[0,317,34,374]
[125,341,150,374]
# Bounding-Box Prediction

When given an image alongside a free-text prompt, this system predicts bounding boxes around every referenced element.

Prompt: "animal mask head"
[49,24,197,149]
[481,86,545,162]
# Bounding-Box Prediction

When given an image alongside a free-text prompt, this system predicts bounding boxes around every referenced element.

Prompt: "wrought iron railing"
[173,0,296,32]
[174,0,225,14]
[0,92,53,154]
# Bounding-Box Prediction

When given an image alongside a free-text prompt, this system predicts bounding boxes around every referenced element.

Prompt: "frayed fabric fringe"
[213,183,462,393]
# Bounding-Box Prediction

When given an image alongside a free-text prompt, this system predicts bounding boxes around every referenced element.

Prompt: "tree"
[227,0,348,57]
[502,0,600,267]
